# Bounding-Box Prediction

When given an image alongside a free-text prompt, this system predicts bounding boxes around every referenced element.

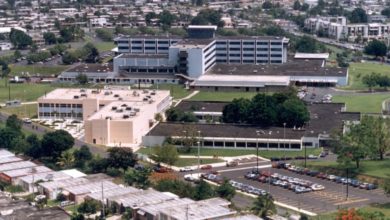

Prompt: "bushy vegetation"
[222,91,309,127]
[62,42,99,64]
[165,107,198,122]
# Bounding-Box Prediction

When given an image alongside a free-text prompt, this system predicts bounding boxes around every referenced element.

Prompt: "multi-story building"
[37,87,171,146]
[305,16,390,41]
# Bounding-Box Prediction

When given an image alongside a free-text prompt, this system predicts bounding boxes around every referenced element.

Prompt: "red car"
[201,165,212,170]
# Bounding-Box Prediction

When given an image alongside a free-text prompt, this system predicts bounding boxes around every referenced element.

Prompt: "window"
[271,54,282,57]
[131,40,142,44]
[243,54,254,57]
[216,41,227,45]
[158,47,168,50]
[229,41,241,45]
[271,48,282,51]
[158,40,168,44]
[243,48,254,51]
[257,48,268,51]
[229,48,240,51]
[243,42,255,45]
[145,40,155,44]
[257,54,268,57]
[145,47,155,50]
[271,42,282,45]
[131,46,142,50]
[257,42,268,45]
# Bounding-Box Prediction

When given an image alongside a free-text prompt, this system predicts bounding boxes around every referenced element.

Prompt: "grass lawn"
[10,65,70,76]
[138,147,322,159]
[149,84,191,100]
[94,42,115,52]
[0,79,54,103]
[303,159,390,179]
[0,104,37,118]
[312,203,390,220]
[190,91,259,102]
[333,94,390,113]
[342,62,390,90]
[174,158,224,167]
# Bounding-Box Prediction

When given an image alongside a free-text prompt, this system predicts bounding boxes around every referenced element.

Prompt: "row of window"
[184,140,301,149]
[39,112,83,117]
[214,59,281,64]
[216,41,283,45]
[39,103,82,108]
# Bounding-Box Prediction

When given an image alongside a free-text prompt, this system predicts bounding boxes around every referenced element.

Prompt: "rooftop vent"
[123,114,130,119]
[111,106,117,111]
[73,95,79,99]
[116,109,123,113]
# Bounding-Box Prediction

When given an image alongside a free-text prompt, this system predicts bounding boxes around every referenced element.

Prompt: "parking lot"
[216,164,388,214]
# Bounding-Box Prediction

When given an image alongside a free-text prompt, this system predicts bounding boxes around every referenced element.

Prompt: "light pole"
[283,122,286,161]
[256,133,259,173]
[197,130,201,178]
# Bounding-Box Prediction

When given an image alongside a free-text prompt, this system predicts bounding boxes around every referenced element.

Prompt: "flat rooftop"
[119,54,169,59]
[87,186,140,202]
[0,156,23,165]
[38,88,170,104]
[139,198,194,216]
[294,53,330,59]
[148,103,360,139]
[172,38,215,49]
[159,200,236,220]
[87,101,149,121]
[175,101,228,113]
[207,60,347,77]
[0,150,15,158]
[66,63,113,73]
[19,171,71,184]
[193,74,290,87]
[64,180,119,195]
[111,189,178,209]
[2,166,52,178]
[0,161,37,172]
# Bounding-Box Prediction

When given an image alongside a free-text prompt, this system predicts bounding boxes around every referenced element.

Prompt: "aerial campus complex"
[59,25,348,91]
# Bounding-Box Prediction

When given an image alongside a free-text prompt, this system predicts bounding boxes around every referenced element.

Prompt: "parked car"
[226,160,238,167]
[180,167,194,172]
[201,165,212,170]
[307,154,318,159]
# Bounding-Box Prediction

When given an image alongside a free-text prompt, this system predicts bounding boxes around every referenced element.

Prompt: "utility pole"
[256,130,260,173]
[346,168,349,201]
[197,130,201,178]
[283,122,286,161]
[101,182,105,219]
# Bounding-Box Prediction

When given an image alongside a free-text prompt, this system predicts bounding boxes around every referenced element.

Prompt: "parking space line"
[334,198,369,205]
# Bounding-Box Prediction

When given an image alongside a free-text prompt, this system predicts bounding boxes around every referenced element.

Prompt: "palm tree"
[56,151,75,169]
[251,194,276,218]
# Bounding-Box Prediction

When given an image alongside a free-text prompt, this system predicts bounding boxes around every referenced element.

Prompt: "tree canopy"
[41,130,74,159]
[251,194,276,218]
[222,92,309,127]
[9,29,32,49]
[349,8,367,23]
[152,144,179,166]
[364,40,387,57]
[107,147,138,170]
[191,9,224,27]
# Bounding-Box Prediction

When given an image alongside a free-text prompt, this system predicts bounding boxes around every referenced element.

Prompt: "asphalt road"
[211,162,388,214]
[0,111,107,156]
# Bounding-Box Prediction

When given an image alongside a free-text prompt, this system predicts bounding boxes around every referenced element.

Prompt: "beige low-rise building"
[37,87,171,146]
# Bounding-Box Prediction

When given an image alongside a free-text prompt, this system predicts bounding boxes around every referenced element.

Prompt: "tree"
[159,10,177,27]
[222,98,251,123]
[300,214,309,220]
[152,144,179,166]
[41,130,74,159]
[295,36,319,53]
[262,1,273,9]
[0,59,10,80]
[88,155,108,173]
[71,213,85,220]
[383,177,390,197]
[26,134,42,159]
[251,194,276,218]
[336,208,363,220]
[95,29,113,41]
[216,179,235,201]
[9,28,32,49]
[74,145,92,168]
[293,0,301,10]
[279,98,310,127]
[349,8,367,23]
[364,40,387,58]
[62,52,78,65]
[43,32,57,45]
[0,127,21,149]
[56,150,75,168]
[191,9,224,27]
[382,8,390,18]
[166,108,198,122]
[145,12,157,25]
[362,72,380,91]
[75,73,88,84]
[154,179,195,198]
[248,94,277,127]
[10,136,30,154]
[194,180,215,200]
[78,200,100,216]
[84,44,99,63]
[6,114,22,131]
[124,168,151,189]
[107,147,138,170]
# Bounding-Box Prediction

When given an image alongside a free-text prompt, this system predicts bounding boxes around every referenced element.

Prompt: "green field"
[138,147,322,159]
[190,91,259,102]
[94,42,115,52]
[10,65,70,76]
[303,159,390,179]
[312,203,390,220]
[333,94,390,113]
[149,84,191,100]
[174,158,224,167]
[343,62,390,90]
[0,79,54,103]
[0,104,38,118]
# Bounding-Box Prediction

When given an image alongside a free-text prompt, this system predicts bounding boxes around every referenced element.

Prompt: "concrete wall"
[187,48,204,78]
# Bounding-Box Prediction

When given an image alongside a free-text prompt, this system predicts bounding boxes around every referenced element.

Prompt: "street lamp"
[197,130,201,178]
[256,130,260,173]
[283,122,286,162]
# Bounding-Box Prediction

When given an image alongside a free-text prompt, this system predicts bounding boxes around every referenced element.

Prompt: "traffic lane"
[272,168,388,204]
[221,170,333,214]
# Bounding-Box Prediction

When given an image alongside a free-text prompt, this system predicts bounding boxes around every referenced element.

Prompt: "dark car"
[350,180,361,187]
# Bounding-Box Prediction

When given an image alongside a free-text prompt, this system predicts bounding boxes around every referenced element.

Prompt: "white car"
[180,167,194,172]
[311,184,325,191]
[22,118,32,124]
[307,154,318,159]
[184,174,199,182]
